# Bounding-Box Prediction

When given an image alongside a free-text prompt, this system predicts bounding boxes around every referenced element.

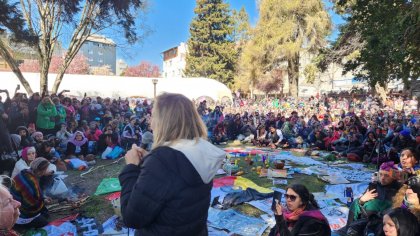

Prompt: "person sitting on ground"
[15,126,34,149]
[56,122,72,152]
[11,147,36,178]
[345,161,402,236]
[269,184,331,236]
[394,147,420,177]
[85,121,102,142]
[254,125,269,147]
[31,132,44,150]
[11,158,52,229]
[0,177,21,236]
[238,117,256,143]
[66,131,88,160]
[121,116,140,149]
[380,208,420,236]
[119,93,225,235]
[389,129,416,162]
[212,122,228,145]
[391,175,420,221]
[266,124,283,149]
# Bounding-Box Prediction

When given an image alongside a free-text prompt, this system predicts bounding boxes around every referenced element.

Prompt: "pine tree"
[185,0,237,87]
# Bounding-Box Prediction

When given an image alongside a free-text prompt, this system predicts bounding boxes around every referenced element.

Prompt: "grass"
[18,142,333,235]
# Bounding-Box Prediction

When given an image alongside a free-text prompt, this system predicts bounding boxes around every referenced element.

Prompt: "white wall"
[0,72,232,101]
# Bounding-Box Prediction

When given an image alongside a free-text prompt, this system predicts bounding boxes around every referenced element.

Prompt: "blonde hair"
[152,93,207,149]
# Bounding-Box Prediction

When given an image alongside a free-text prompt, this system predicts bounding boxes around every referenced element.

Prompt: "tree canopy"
[0,0,148,95]
[327,0,419,89]
[237,0,331,97]
[185,0,237,87]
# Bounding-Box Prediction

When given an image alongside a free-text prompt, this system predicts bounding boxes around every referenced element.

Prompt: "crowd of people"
[1,87,420,235]
[0,88,154,229]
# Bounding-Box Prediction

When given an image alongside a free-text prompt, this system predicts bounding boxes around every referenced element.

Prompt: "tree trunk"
[40,60,50,96]
[288,54,299,98]
[375,83,388,104]
[0,39,34,95]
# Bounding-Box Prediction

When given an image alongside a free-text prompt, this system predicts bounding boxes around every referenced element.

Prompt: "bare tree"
[0,0,147,95]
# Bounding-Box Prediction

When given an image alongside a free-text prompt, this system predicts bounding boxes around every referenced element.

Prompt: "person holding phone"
[269,184,330,236]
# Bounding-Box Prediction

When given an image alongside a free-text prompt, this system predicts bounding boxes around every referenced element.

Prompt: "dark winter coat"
[119,140,225,236]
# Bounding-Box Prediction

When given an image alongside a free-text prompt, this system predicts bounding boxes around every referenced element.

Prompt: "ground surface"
[19,144,331,235]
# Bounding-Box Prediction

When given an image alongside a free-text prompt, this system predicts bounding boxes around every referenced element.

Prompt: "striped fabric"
[11,169,44,218]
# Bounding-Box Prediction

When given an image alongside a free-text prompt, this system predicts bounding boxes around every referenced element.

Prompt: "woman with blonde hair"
[119,93,225,236]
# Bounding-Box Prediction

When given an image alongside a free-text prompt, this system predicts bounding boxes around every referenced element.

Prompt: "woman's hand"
[359,189,378,205]
[274,200,283,216]
[125,144,148,166]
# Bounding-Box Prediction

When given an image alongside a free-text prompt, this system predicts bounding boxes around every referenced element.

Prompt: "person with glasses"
[269,184,330,236]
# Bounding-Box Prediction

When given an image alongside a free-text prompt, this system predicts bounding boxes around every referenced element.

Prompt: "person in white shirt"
[11,146,36,178]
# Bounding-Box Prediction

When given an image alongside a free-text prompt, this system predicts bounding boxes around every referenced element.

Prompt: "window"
[88,57,93,62]
[98,51,103,56]
[99,59,103,63]
[88,50,93,55]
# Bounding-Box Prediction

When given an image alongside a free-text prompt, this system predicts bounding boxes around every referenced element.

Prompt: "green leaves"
[237,0,331,97]
[333,0,419,89]
[185,0,237,87]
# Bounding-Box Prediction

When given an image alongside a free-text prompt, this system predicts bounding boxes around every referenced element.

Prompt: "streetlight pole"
[152,78,158,99]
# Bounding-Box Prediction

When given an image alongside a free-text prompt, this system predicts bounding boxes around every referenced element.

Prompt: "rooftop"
[86,35,116,46]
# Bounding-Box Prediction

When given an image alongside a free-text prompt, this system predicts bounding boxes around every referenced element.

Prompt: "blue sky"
[119,0,345,68]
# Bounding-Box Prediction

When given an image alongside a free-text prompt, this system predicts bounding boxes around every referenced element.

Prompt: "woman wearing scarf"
[66,131,88,159]
[11,147,36,178]
[345,162,401,236]
[269,184,330,236]
[11,157,52,229]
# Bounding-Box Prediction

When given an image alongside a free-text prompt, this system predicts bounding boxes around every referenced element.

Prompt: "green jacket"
[36,103,57,130]
[56,105,66,124]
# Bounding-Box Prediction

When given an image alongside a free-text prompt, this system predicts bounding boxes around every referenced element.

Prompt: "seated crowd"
[1,88,420,235]
[0,89,153,229]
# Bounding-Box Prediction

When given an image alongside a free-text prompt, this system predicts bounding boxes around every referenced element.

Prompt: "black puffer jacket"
[119,139,225,236]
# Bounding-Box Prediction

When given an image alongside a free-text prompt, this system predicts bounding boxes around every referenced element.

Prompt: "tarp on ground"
[208,208,268,236]
[95,178,121,195]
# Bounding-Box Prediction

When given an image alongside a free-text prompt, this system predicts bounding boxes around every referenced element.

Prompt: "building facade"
[116,59,128,76]
[162,42,187,78]
[79,35,116,74]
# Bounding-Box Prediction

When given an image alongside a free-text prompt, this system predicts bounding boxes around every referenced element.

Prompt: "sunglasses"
[284,194,298,202]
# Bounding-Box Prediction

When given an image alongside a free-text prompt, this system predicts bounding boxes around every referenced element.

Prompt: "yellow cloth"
[234,176,273,193]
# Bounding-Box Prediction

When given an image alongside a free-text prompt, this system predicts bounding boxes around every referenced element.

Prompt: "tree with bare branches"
[0,0,148,96]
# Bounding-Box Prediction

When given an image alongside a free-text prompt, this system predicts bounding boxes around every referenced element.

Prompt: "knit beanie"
[30,157,50,173]
[400,129,411,138]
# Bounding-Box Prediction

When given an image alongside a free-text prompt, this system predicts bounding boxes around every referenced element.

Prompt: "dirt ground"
[60,158,126,223]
